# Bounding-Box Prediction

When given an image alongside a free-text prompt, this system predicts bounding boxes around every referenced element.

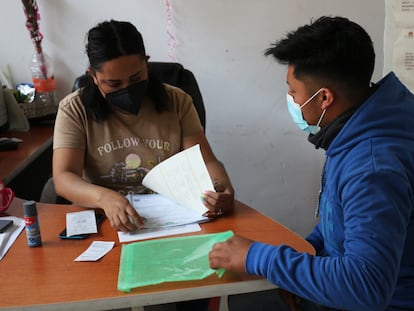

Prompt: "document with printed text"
[127,194,209,229]
[66,210,97,237]
[0,216,25,261]
[142,144,215,215]
[75,241,115,261]
[118,144,215,242]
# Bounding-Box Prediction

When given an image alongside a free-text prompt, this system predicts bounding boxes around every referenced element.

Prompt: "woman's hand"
[53,148,145,232]
[182,132,235,218]
[209,235,253,273]
[98,189,145,232]
[202,181,234,218]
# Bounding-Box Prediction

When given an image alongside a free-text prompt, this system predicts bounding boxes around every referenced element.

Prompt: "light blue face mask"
[286,88,326,135]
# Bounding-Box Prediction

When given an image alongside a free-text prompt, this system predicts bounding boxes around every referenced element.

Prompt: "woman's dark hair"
[80,20,169,121]
[265,16,375,98]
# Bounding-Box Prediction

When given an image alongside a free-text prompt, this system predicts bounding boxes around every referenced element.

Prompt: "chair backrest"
[72,61,206,130]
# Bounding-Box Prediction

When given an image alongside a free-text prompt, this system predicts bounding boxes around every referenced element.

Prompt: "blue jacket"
[246,72,414,311]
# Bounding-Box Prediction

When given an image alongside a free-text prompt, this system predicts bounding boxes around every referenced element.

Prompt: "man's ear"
[320,88,334,110]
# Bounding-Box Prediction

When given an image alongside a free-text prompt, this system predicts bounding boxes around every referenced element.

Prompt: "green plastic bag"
[118,230,234,292]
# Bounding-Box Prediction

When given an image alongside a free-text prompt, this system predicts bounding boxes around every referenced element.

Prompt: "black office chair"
[40,62,206,203]
[72,61,206,129]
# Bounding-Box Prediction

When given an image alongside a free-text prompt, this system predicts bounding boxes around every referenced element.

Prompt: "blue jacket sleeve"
[305,224,323,255]
[246,171,411,311]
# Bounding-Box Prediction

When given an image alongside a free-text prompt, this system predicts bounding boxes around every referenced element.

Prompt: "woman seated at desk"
[52,20,234,234]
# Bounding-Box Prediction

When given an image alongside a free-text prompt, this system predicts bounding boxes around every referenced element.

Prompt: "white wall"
[0,0,385,237]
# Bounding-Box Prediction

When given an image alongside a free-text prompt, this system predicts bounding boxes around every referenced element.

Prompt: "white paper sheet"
[0,216,25,261]
[66,210,97,237]
[142,144,215,214]
[128,193,209,228]
[117,194,206,243]
[117,223,201,243]
[384,0,414,92]
[392,27,414,89]
[74,241,115,261]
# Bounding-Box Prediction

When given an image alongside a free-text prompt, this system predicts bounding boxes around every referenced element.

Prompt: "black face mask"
[106,80,148,115]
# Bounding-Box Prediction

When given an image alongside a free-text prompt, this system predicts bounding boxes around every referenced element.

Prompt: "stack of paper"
[0,216,25,261]
[142,144,215,214]
[118,144,216,242]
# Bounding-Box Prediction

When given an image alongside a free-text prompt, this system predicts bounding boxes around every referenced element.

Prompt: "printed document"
[0,216,25,261]
[118,144,215,242]
[66,210,97,237]
[118,194,206,242]
[142,144,215,214]
[384,0,414,91]
[127,193,209,228]
[75,241,115,261]
[118,223,201,243]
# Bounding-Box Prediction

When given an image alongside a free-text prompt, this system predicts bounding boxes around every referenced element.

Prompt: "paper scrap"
[66,210,97,237]
[75,241,115,261]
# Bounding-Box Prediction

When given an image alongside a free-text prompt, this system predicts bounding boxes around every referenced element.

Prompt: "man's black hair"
[265,16,375,97]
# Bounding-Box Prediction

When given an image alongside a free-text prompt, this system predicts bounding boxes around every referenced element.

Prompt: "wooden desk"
[0,198,314,311]
[0,126,53,200]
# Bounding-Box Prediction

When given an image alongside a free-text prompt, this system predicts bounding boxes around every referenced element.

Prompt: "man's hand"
[208,235,254,273]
